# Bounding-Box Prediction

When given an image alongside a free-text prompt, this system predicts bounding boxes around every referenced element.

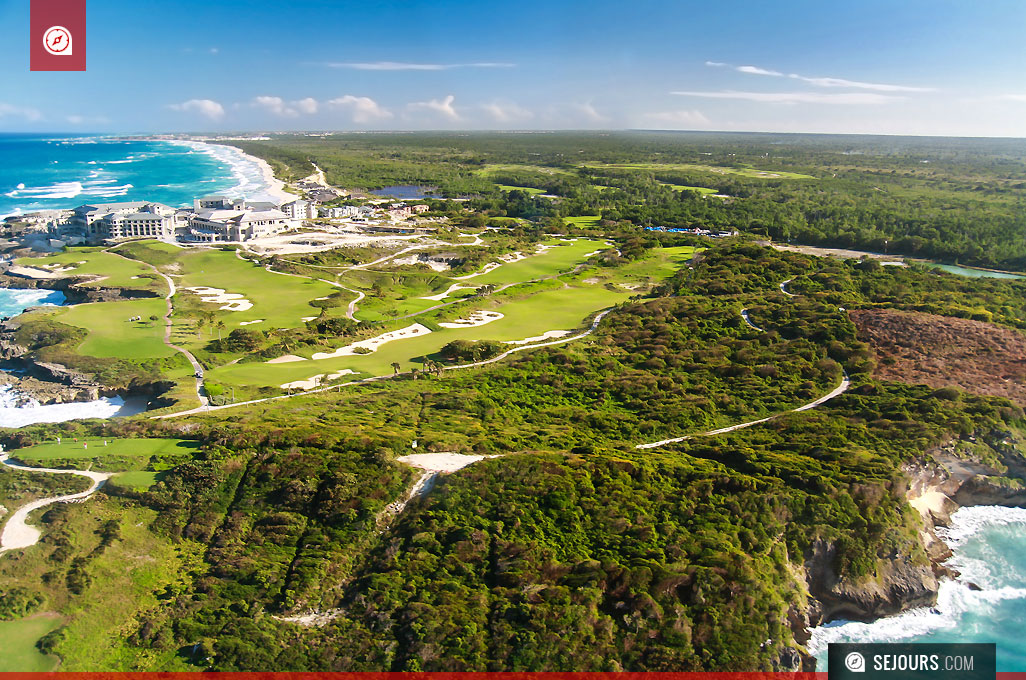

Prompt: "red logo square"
[31,0,87,71]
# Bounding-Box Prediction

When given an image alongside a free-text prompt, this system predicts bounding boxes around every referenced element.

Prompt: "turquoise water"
[931,263,1025,279]
[0,134,277,219]
[0,288,65,318]
[810,506,1026,671]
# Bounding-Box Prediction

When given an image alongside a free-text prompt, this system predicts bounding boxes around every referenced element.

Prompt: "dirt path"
[106,247,208,408]
[335,284,365,320]
[638,276,849,449]
[740,308,764,331]
[0,453,112,554]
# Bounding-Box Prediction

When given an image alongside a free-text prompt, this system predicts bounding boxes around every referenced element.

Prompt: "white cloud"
[705,60,934,93]
[168,99,225,120]
[737,65,783,76]
[0,103,43,121]
[326,95,393,123]
[293,97,319,115]
[250,96,321,117]
[209,47,219,55]
[408,95,460,121]
[672,90,899,104]
[995,94,1026,102]
[483,101,533,123]
[576,102,606,123]
[252,96,296,117]
[642,109,710,127]
[326,61,514,71]
[787,73,934,92]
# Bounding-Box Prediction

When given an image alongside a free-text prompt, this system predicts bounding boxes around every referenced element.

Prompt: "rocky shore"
[789,429,1026,669]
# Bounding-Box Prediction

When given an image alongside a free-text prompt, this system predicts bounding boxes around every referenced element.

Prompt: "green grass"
[660,182,718,194]
[563,216,602,229]
[15,249,163,291]
[14,438,198,462]
[109,470,163,490]
[581,161,815,180]
[173,249,338,330]
[0,616,62,671]
[466,238,607,286]
[209,282,631,388]
[472,163,573,177]
[55,298,173,359]
[495,184,546,195]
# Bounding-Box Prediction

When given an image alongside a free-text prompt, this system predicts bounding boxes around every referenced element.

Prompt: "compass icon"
[43,26,73,56]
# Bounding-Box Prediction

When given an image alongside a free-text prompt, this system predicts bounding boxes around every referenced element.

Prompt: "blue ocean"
[0,133,277,220]
[810,506,1026,671]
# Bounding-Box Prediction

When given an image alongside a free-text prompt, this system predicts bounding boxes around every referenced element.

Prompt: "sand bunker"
[505,330,570,345]
[184,286,253,312]
[396,452,490,473]
[238,319,264,326]
[281,369,359,391]
[438,311,503,328]
[392,255,451,272]
[498,251,527,263]
[420,283,475,301]
[266,354,306,364]
[311,323,431,360]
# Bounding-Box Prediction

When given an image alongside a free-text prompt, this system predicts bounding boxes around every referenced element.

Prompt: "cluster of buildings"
[645,226,738,238]
[23,194,432,245]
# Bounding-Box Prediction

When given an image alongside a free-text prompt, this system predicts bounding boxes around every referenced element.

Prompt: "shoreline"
[160,138,294,205]
[807,504,1026,667]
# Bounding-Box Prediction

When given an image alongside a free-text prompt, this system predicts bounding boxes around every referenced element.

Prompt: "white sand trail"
[311,324,431,360]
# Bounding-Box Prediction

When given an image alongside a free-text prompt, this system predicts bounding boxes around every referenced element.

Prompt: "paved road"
[740,308,764,331]
[0,452,112,554]
[106,247,208,407]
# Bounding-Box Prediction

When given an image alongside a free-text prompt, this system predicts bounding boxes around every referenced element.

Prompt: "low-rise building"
[281,199,318,220]
[72,201,177,240]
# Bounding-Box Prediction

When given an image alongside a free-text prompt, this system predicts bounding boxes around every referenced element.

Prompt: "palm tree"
[410,368,419,381]
[216,320,226,341]
[391,362,401,375]
[195,317,206,339]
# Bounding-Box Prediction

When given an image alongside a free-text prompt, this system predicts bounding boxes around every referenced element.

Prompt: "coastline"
[808,505,1026,669]
[160,138,294,204]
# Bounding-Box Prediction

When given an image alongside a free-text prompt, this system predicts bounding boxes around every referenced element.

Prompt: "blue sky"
[2,0,1025,136]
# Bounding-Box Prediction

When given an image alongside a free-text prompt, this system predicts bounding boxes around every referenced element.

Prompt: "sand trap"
[498,251,527,263]
[184,286,254,312]
[281,369,359,390]
[439,311,503,328]
[301,316,317,322]
[266,354,306,364]
[505,330,570,345]
[396,452,489,473]
[311,323,431,360]
[392,255,451,272]
[535,244,557,254]
[420,283,475,301]
[239,319,264,326]
[584,250,602,257]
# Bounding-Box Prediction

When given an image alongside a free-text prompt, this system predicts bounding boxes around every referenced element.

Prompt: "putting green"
[173,249,338,329]
[0,616,62,672]
[564,216,602,229]
[16,249,162,290]
[56,298,173,359]
[209,282,630,388]
[14,437,198,461]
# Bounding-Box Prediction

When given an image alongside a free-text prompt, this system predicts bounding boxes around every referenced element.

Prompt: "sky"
[2,0,1025,136]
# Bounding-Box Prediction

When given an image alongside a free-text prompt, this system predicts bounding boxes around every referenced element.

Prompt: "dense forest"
[229,132,1026,269]
[5,244,1026,671]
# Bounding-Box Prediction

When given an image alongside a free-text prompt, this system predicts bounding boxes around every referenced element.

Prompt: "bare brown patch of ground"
[850,308,1026,403]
